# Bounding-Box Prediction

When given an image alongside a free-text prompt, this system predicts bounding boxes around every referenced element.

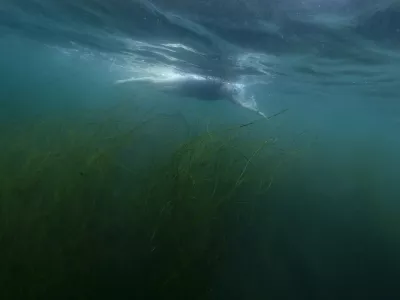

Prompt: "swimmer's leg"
[115,77,155,85]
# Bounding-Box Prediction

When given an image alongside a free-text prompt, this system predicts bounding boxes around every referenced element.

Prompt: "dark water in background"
[1,0,400,299]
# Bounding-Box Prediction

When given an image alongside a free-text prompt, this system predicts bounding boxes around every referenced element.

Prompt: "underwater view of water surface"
[1,0,400,299]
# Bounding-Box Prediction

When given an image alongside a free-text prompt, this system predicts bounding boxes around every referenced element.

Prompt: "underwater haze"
[1,0,400,299]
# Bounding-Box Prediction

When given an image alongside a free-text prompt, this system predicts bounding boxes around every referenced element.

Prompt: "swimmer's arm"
[231,94,266,118]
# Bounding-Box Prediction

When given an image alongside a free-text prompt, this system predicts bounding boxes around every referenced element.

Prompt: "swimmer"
[116,75,266,117]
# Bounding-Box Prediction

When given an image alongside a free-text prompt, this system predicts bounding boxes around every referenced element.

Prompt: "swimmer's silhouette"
[116,75,266,117]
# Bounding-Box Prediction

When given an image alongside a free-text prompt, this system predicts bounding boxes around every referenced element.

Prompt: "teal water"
[1,1,400,299]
